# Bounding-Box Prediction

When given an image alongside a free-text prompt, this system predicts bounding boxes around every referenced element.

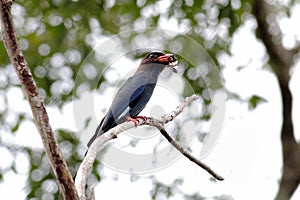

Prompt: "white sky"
[1,3,300,200]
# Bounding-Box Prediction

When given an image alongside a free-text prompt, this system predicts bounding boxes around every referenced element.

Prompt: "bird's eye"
[148,54,156,59]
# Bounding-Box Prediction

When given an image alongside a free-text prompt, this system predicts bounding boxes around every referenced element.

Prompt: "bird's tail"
[84,125,102,158]
[87,122,103,147]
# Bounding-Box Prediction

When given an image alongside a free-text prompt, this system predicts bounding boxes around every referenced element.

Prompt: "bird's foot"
[125,115,147,127]
[134,116,147,121]
[125,115,139,126]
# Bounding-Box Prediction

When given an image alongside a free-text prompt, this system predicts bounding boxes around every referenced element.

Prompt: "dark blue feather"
[87,52,177,148]
[87,71,153,147]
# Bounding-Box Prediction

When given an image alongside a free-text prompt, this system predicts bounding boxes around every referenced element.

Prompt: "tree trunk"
[0,1,79,199]
[252,1,300,199]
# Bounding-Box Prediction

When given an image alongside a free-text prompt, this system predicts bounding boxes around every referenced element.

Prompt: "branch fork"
[75,94,224,200]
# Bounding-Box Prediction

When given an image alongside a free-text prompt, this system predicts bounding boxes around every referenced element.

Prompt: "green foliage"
[11,113,25,133]
[24,129,101,199]
[1,0,253,105]
[248,95,268,110]
[150,176,233,200]
[150,177,183,199]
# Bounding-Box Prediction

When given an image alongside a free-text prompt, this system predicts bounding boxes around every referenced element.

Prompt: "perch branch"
[162,94,200,123]
[148,119,224,181]
[75,95,224,199]
[0,1,78,199]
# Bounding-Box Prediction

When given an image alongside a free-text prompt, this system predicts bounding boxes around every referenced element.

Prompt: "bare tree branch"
[75,95,224,200]
[162,94,200,123]
[149,121,224,181]
[252,1,300,199]
[0,1,79,199]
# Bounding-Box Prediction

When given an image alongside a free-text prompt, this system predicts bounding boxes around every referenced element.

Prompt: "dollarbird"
[87,52,178,147]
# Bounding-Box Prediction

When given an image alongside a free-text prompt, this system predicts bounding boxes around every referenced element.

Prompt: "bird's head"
[140,52,178,73]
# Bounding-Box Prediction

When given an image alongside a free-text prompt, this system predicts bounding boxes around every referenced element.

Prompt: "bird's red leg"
[125,115,139,126]
[125,115,147,126]
[134,116,147,121]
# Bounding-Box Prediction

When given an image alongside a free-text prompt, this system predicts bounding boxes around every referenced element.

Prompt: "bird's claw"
[134,116,147,121]
[125,115,147,127]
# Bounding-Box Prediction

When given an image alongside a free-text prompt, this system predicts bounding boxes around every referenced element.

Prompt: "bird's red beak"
[156,54,171,63]
[155,54,178,73]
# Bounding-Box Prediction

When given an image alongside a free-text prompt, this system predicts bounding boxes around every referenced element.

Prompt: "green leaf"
[248,95,268,110]
[83,117,92,129]
[11,123,19,133]
[11,113,26,133]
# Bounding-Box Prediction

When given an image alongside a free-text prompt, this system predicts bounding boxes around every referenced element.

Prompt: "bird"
[87,52,178,147]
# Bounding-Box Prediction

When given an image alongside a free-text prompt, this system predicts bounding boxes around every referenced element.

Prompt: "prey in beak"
[155,53,178,73]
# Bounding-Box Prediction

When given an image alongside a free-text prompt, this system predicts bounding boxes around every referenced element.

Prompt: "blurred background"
[0,0,299,199]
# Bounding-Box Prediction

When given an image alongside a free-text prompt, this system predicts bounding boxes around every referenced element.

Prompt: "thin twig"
[162,94,200,124]
[0,1,78,199]
[154,95,224,180]
[160,127,224,180]
[147,118,224,181]
[75,94,224,199]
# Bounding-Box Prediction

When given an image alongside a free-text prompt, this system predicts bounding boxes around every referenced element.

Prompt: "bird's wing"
[88,72,149,147]
[98,71,149,133]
